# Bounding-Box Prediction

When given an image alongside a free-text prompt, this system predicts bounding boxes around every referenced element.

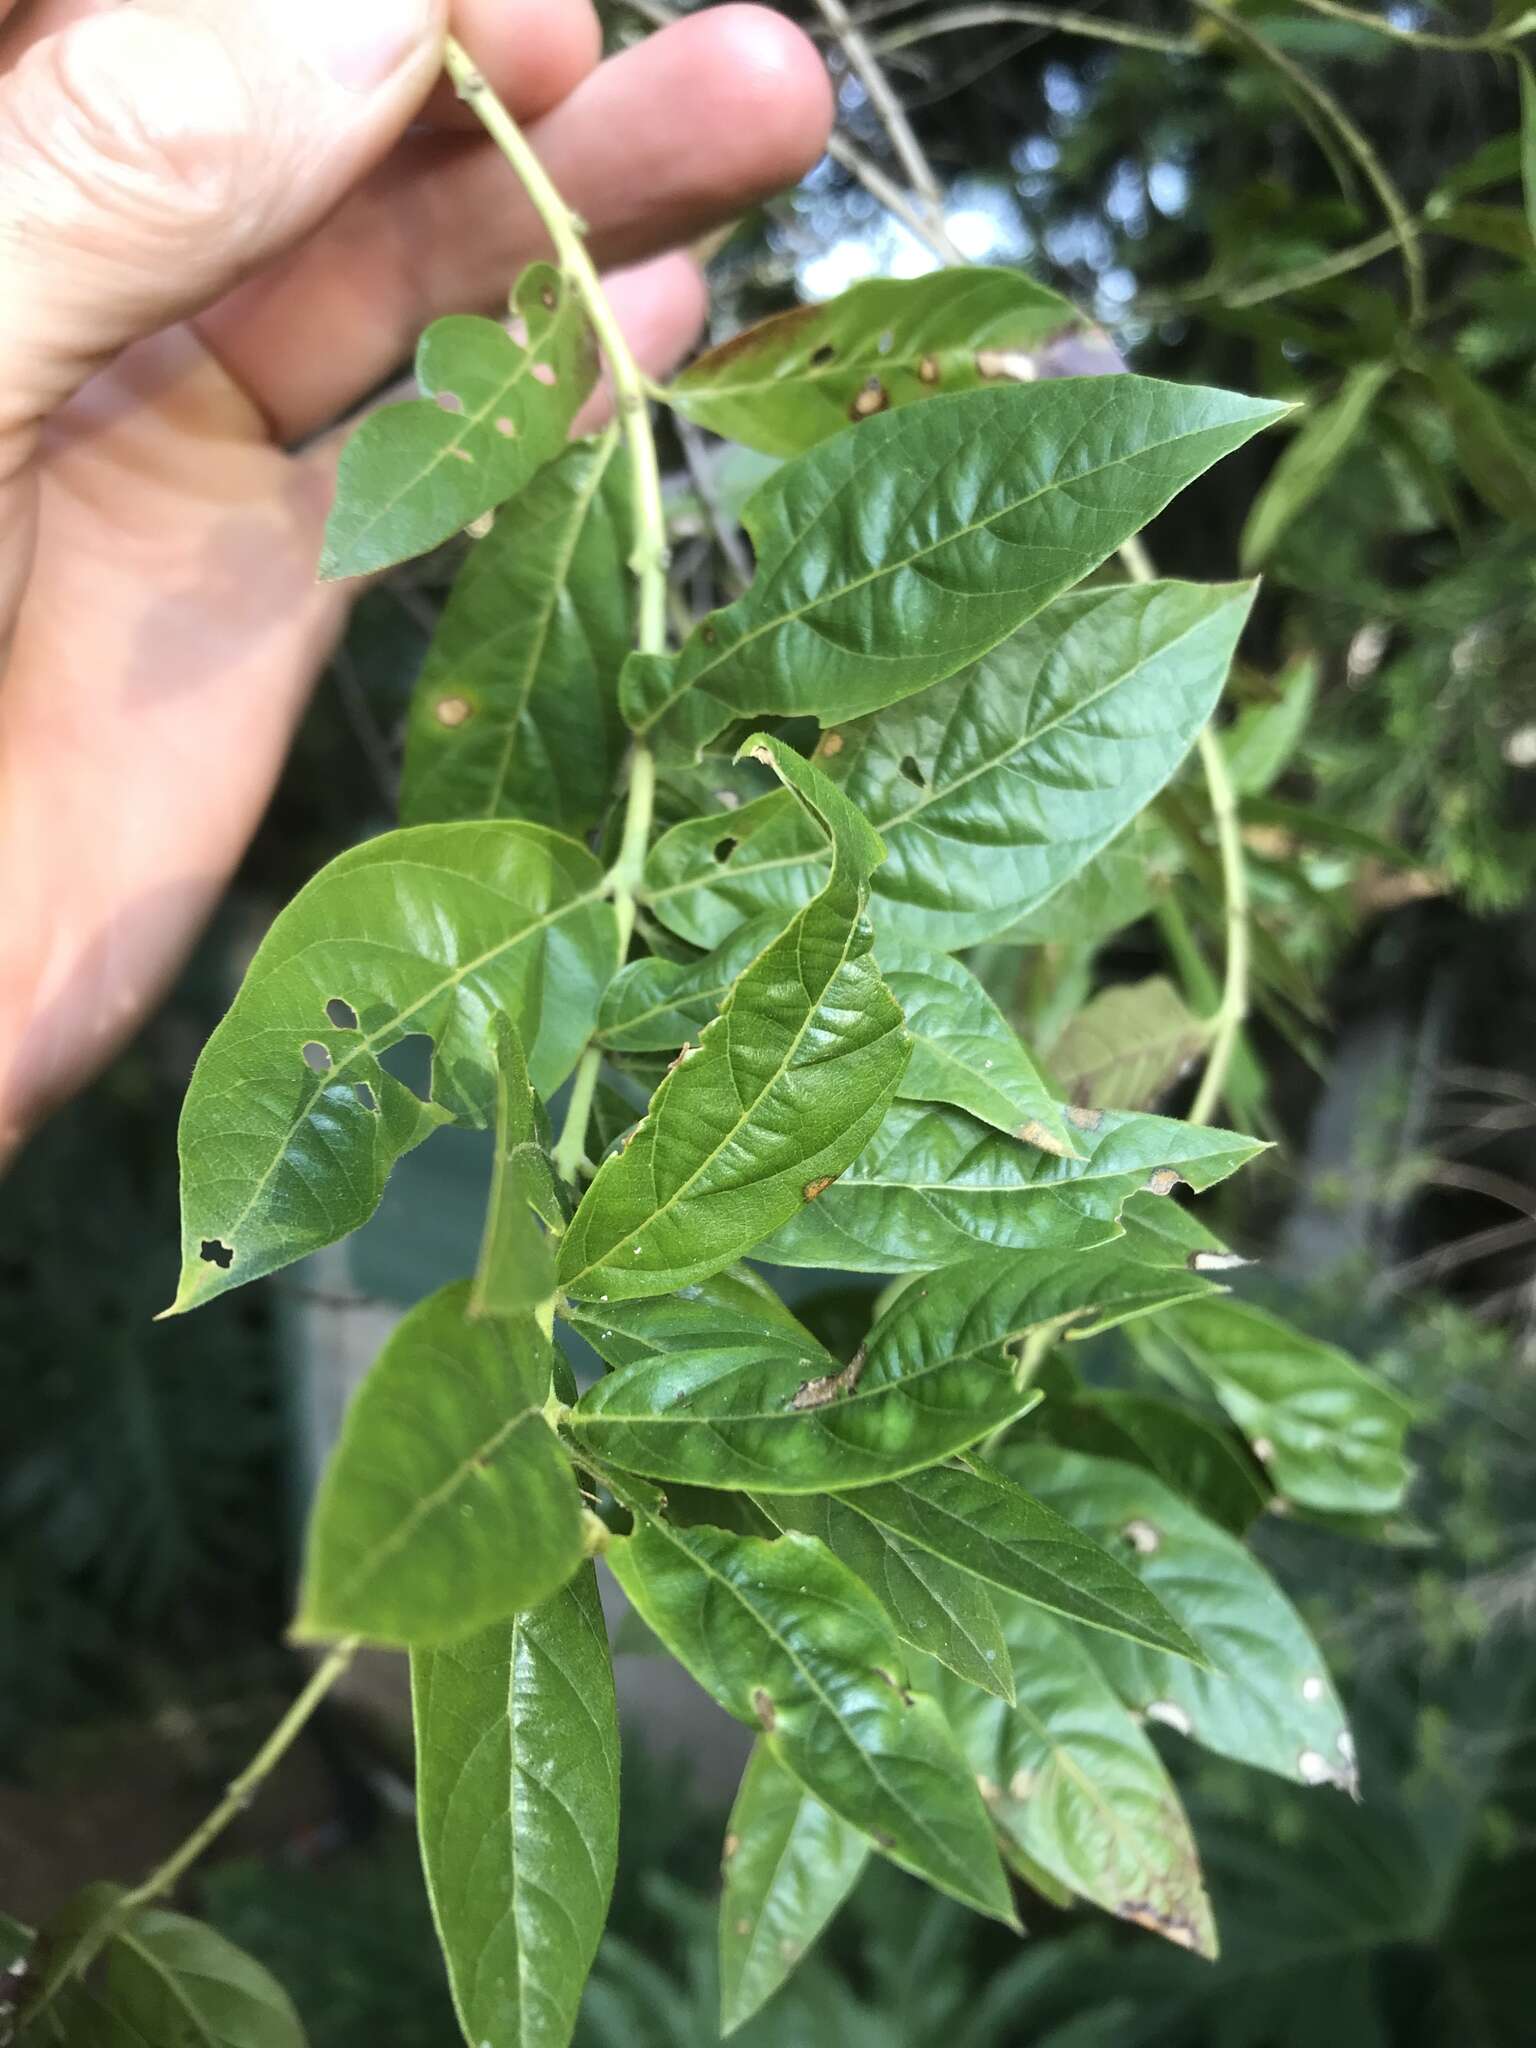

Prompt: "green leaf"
[1002,1446,1355,1790]
[320,266,598,579]
[295,1282,584,1646]
[753,1492,1015,1701]
[471,1016,557,1318]
[167,823,616,1313]
[937,1600,1215,1956]
[1222,656,1318,797]
[998,813,1180,948]
[757,1100,1266,1272]
[1047,977,1210,1112]
[606,1513,1017,1924]
[1520,54,1536,246]
[667,266,1081,457]
[38,1909,306,2048]
[621,383,1286,756]
[413,1565,618,2048]
[561,1265,805,1367]
[1423,355,1536,523]
[597,915,786,1053]
[882,944,1077,1156]
[643,581,1255,951]
[1039,1392,1269,1536]
[718,1742,870,2036]
[845,1456,1202,1665]
[556,738,909,1302]
[400,435,633,835]
[1239,363,1392,569]
[1132,1297,1413,1515]
[562,1288,1045,1493]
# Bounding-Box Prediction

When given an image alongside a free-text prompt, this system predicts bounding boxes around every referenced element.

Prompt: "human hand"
[0,0,831,1153]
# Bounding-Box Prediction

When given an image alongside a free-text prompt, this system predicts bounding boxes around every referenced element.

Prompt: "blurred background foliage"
[4,1,1535,2040]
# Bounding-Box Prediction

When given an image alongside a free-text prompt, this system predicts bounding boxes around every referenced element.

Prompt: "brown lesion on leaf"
[818,730,844,757]
[802,1174,835,1201]
[693,303,819,374]
[539,282,559,311]
[434,695,474,728]
[918,353,941,385]
[700,621,718,646]
[869,1828,896,1850]
[723,1832,741,1862]
[975,348,1040,383]
[793,1345,867,1410]
[850,376,890,420]
[1065,1103,1103,1132]
[1144,1166,1186,1197]
[752,1688,777,1732]
[666,1042,697,1074]
[873,1666,914,1706]
[1117,1900,1202,1951]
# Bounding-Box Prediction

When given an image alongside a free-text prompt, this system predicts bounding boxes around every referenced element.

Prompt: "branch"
[815,0,950,236]
[873,5,1198,60]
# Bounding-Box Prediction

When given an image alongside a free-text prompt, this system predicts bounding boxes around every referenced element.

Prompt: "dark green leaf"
[1222,657,1318,797]
[936,1600,1215,1956]
[754,1492,1015,1701]
[668,266,1081,456]
[1047,977,1210,1112]
[606,1514,1017,1923]
[295,1282,584,1646]
[847,1454,1202,1664]
[400,435,632,835]
[556,738,909,1302]
[718,1742,869,2036]
[757,1100,1265,1272]
[36,1909,305,2048]
[562,1288,1044,1493]
[1520,54,1536,246]
[1423,355,1536,523]
[643,582,1255,951]
[1132,1297,1412,1515]
[168,824,616,1313]
[320,266,598,579]
[1039,1392,1269,1535]
[471,1016,557,1318]
[561,1266,804,1368]
[998,813,1181,948]
[1240,363,1392,569]
[597,915,785,1053]
[413,1565,618,2048]
[621,384,1285,756]
[1003,1446,1355,1789]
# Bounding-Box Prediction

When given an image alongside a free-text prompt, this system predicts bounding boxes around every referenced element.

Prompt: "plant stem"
[815,0,951,240]
[554,1045,604,1185]
[1186,724,1249,1126]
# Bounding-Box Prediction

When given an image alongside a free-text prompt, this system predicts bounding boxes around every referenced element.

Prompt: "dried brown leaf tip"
[850,376,890,420]
[792,1346,866,1410]
[1118,1901,1203,1951]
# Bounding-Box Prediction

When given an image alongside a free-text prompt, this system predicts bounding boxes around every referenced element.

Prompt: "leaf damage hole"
[532,361,558,387]
[200,1238,234,1270]
[301,1041,333,1074]
[354,1082,378,1113]
[435,390,464,414]
[1144,1700,1192,1737]
[378,1033,434,1102]
[752,1688,777,1731]
[713,836,738,865]
[897,754,926,789]
[325,998,358,1031]
[809,342,836,367]
[1124,1517,1160,1555]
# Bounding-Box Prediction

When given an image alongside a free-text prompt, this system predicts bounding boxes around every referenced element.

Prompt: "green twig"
[554,1045,604,1186]
[1187,724,1250,1126]
[873,4,1198,59]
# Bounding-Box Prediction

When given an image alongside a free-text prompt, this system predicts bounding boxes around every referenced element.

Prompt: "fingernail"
[314,0,436,93]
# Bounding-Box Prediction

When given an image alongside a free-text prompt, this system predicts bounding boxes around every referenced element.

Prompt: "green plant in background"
[30,7,1536,2043]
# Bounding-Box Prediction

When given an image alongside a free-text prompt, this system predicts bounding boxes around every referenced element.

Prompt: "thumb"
[0,0,446,448]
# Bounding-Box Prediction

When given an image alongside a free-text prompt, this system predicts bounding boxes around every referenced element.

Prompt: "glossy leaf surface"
[755,1491,1015,1701]
[1047,977,1210,1112]
[758,1100,1265,1271]
[401,436,632,835]
[1040,1392,1269,1536]
[938,1601,1215,1956]
[471,1016,557,1317]
[52,1910,305,2048]
[1004,1447,1354,1788]
[557,738,908,1302]
[170,824,616,1312]
[643,581,1255,950]
[621,384,1284,756]
[606,1515,1016,1923]
[597,915,785,1054]
[669,266,1080,456]
[1135,1297,1412,1514]
[321,266,597,578]
[296,1283,584,1646]
[717,1742,869,2035]
[413,1565,618,2048]
[563,1289,1044,1493]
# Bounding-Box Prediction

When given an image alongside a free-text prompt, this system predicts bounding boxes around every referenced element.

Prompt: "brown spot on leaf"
[1118,1902,1201,1950]
[818,730,844,757]
[750,745,775,769]
[803,1175,834,1201]
[793,1346,867,1410]
[435,695,474,728]
[918,353,941,385]
[700,622,718,646]
[870,1829,896,1850]
[849,376,890,420]
[809,340,837,367]
[752,1688,777,1731]
[1144,1166,1185,1197]
[1065,1104,1103,1132]
[693,303,819,374]
[723,1832,741,1861]
[975,348,1039,383]
[436,390,464,414]
[735,1916,752,1937]
[540,282,558,311]
[494,415,517,437]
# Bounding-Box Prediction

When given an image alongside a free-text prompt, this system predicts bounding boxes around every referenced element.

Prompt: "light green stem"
[554,1046,604,1185]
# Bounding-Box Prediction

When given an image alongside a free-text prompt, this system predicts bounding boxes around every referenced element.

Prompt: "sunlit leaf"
[717,1742,870,2036]
[621,384,1285,756]
[668,266,1082,456]
[557,738,908,1302]
[295,1282,584,1646]
[168,824,616,1313]
[321,265,598,578]
[606,1513,1017,1924]
[642,581,1255,951]
[401,435,633,835]
[413,1566,617,2048]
